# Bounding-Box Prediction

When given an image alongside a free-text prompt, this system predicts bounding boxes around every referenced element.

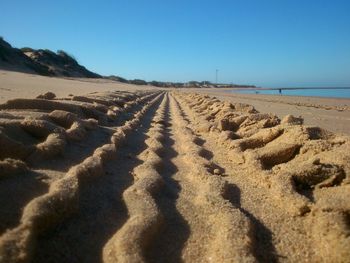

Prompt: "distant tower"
[215,69,218,84]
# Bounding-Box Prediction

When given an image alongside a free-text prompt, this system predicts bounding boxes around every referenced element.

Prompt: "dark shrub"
[57,50,77,61]
[21,47,34,52]
[129,79,148,85]
[107,75,129,83]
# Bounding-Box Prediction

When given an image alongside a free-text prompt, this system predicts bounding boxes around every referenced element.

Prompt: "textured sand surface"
[0,87,349,263]
[185,88,350,135]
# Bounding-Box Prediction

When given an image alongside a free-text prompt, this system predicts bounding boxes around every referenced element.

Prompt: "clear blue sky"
[1,0,350,87]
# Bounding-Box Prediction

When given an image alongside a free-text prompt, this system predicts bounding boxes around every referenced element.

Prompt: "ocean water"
[229,88,350,98]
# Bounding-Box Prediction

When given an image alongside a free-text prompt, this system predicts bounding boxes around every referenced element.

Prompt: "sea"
[228,88,350,99]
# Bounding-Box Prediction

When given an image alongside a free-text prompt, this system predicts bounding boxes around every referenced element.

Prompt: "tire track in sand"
[173,93,281,262]
[144,95,191,263]
[103,93,169,263]
[104,93,256,263]
[0,91,160,236]
[1,90,349,263]
[146,94,245,263]
[173,92,350,262]
[167,93,256,263]
[32,93,165,263]
[0,92,164,263]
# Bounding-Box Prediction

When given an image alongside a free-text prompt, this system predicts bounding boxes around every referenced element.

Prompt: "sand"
[182,88,350,135]
[0,70,156,103]
[0,72,349,263]
[2,70,349,135]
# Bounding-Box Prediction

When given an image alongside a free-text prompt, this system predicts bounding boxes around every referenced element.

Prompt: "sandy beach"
[0,70,156,103]
[2,0,350,261]
[2,71,349,135]
[183,88,350,135]
[0,72,350,262]
[0,71,349,262]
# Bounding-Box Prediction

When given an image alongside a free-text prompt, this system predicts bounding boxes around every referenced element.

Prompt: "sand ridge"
[0,90,349,262]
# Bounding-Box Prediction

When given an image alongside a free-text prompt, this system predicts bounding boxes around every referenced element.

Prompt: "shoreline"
[228,87,350,90]
[226,90,350,100]
[183,87,350,108]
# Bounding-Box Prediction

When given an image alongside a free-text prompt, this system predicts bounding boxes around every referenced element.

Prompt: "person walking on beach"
[279,88,282,95]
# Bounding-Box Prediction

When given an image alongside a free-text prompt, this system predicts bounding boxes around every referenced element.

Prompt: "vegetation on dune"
[57,50,77,62]
[0,37,101,78]
[106,75,129,83]
[129,79,148,85]
[20,47,35,53]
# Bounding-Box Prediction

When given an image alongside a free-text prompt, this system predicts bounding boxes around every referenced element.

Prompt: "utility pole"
[215,69,218,84]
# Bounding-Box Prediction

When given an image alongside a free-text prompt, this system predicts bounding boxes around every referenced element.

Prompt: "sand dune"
[0,89,349,262]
